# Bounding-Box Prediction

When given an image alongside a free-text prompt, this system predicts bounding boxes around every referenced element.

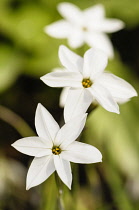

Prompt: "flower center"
[52,146,61,155]
[82,26,88,32]
[82,78,93,88]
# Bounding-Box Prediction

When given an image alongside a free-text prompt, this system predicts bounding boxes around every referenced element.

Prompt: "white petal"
[26,156,55,190]
[84,4,105,20]
[45,20,71,38]
[61,141,102,163]
[59,87,70,107]
[59,45,83,73]
[64,88,93,123]
[83,48,108,80]
[35,103,59,144]
[52,67,66,72]
[68,28,84,48]
[89,84,119,114]
[96,19,125,33]
[54,113,87,148]
[58,2,83,25]
[114,97,130,104]
[12,137,52,157]
[97,72,138,99]
[54,155,72,189]
[41,71,82,88]
[85,33,114,59]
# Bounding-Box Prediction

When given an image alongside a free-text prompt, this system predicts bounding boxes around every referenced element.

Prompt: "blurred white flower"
[12,103,102,190]
[41,46,137,122]
[45,3,125,58]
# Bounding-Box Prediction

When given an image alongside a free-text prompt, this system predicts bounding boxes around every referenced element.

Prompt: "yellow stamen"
[52,146,61,155]
[82,78,93,88]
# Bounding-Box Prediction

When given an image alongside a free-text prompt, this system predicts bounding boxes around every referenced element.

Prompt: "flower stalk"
[55,172,65,210]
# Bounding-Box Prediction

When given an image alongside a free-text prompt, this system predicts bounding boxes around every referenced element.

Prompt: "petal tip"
[57,2,73,10]
[43,25,54,37]
[40,75,50,86]
[38,102,42,107]
[94,3,105,9]
[36,103,43,112]
[113,105,120,114]
[59,45,68,52]
[98,152,103,162]
[115,111,120,115]
[58,45,68,60]
[26,184,31,190]
[85,113,88,117]
[67,182,72,190]
[119,21,125,29]
[40,75,45,82]
[57,2,63,10]
[11,143,15,148]
[134,90,138,97]
[11,142,19,149]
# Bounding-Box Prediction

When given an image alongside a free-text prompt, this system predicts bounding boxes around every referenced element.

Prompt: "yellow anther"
[52,146,61,155]
[82,78,93,88]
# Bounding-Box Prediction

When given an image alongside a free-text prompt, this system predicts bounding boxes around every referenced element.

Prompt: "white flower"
[41,46,137,122]
[11,103,102,190]
[45,3,125,58]
[50,72,130,108]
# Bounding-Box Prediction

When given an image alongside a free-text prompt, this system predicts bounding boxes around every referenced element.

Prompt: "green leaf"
[0,45,22,93]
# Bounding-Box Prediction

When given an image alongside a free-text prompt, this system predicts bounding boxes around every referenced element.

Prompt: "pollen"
[52,146,61,155]
[82,78,93,88]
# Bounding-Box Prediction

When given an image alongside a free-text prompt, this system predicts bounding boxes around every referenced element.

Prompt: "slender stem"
[55,172,65,210]
[0,105,35,137]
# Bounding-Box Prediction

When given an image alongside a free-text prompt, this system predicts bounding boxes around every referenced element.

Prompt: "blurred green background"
[0,0,139,209]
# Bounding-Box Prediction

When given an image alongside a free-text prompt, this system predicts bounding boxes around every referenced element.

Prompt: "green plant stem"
[55,172,65,210]
[0,105,35,137]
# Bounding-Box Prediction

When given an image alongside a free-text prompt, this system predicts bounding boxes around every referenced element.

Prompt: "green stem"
[55,172,65,210]
[0,105,35,137]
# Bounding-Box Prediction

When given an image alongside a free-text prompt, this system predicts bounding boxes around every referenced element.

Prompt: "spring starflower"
[12,103,102,190]
[45,3,125,58]
[41,46,137,122]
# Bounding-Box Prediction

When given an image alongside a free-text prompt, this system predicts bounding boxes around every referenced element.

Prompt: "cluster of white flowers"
[12,3,137,190]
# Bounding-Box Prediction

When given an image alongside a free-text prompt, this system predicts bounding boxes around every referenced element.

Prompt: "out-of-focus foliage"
[0,0,139,210]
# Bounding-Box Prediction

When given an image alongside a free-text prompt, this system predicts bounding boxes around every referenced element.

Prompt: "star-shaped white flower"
[11,103,102,190]
[41,46,137,122]
[52,71,131,108]
[45,3,125,58]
